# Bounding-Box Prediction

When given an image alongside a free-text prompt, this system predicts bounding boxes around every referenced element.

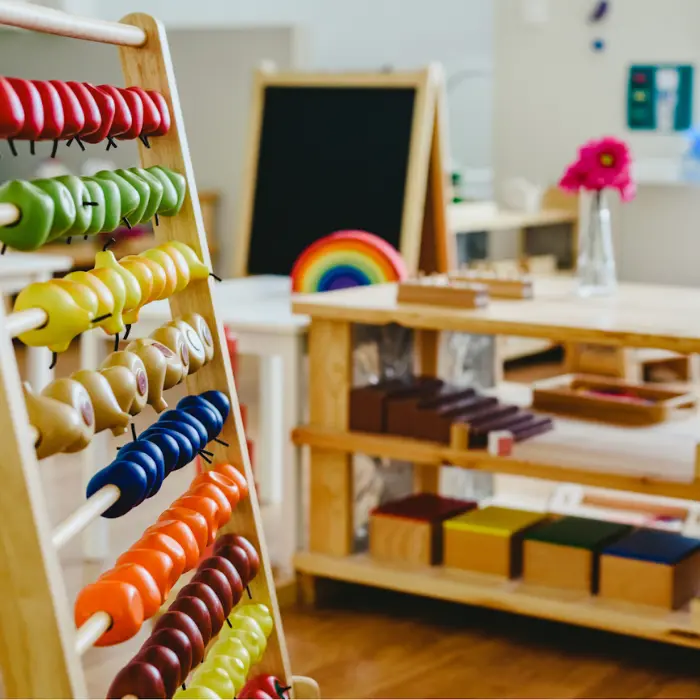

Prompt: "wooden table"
[291,278,700,649]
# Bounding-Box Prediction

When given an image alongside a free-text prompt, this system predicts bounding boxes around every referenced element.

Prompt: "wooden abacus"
[0,3,318,698]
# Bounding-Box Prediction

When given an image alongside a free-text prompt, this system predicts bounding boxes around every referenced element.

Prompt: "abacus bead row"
[13,242,209,352]
[0,166,185,252]
[0,77,170,143]
[86,392,231,518]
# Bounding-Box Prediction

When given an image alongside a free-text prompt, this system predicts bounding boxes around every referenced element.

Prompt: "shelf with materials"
[291,278,700,643]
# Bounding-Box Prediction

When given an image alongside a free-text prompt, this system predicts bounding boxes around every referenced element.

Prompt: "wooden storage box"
[369,494,475,566]
[443,506,548,578]
[532,374,696,426]
[523,516,632,593]
[599,529,700,609]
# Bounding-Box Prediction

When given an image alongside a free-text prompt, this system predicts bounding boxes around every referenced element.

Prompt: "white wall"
[494,0,700,286]
[95,0,494,171]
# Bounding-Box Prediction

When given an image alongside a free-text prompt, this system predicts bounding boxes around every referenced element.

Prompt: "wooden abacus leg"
[292,675,321,699]
[308,319,354,557]
[414,329,440,494]
[0,301,86,697]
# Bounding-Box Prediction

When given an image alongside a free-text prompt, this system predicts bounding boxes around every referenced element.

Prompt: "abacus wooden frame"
[0,3,306,697]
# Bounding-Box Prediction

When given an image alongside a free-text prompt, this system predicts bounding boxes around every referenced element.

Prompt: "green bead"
[0,180,54,251]
[33,179,76,241]
[148,165,186,216]
[173,685,221,699]
[160,166,186,215]
[128,167,163,224]
[82,179,106,235]
[94,170,139,221]
[114,168,150,224]
[85,176,121,233]
[147,166,178,215]
[55,175,92,237]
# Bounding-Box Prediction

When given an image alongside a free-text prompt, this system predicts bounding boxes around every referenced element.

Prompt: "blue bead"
[140,431,180,476]
[87,460,148,518]
[156,420,201,455]
[117,441,165,498]
[201,390,230,421]
[159,410,208,450]
[177,395,222,423]
[186,404,222,441]
[141,426,194,471]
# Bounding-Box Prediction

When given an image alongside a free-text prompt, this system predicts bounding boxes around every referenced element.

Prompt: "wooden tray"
[531,374,697,426]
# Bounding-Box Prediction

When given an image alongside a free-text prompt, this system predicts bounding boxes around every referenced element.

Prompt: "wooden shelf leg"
[308,319,354,557]
[414,329,440,494]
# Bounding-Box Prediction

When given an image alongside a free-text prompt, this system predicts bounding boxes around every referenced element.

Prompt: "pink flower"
[558,163,588,193]
[558,136,635,202]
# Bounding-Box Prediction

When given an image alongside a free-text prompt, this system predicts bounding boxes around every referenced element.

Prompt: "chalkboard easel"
[234,64,453,278]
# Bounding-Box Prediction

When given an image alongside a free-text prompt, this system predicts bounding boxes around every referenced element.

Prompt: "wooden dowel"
[0,2,146,46]
[52,484,120,550]
[5,308,48,338]
[75,611,111,656]
[0,203,19,227]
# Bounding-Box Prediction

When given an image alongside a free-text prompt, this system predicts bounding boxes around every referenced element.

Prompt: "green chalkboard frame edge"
[232,64,447,278]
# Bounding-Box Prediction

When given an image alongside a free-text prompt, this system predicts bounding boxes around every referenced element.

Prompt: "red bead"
[82,83,115,144]
[177,581,225,636]
[133,644,181,698]
[169,595,212,646]
[65,81,100,138]
[141,628,192,683]
[153,611,204,667]
[0,77,24,138]
[48,80,84,138]
[107,661,165,699]
[116,87,144,140]
[6,78,43,140]
[31,81,64,140]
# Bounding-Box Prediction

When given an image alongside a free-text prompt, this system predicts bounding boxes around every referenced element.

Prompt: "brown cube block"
[523,517,632,593]
[349,377,440,433]
[369,494,475,566]
[383,379,448,437]
[444,507,548,578]
[599,529,700,609]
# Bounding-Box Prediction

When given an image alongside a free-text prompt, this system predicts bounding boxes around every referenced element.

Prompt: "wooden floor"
[283,585,700,699]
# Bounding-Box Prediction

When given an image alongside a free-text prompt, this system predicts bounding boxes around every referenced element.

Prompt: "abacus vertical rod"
[0,202,19,227]
[75,611,111,656]
[52,484,120,550]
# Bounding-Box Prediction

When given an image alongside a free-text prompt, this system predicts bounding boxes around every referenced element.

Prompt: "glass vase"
[577,190,617,297]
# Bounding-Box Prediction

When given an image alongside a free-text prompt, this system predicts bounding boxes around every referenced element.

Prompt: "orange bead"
[116,548,174,601]
[157,507,209,554]
[213,463,248,499]
[131,532,186,588]
[74,579,144,647]
[188,483,232,527]
[146,520,200,571]
[99,563,162,619]
[191,472,239,509]
[172,495,219,544]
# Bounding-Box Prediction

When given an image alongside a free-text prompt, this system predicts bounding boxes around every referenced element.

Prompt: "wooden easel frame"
[234,63,452,277]
[0,4,314,697]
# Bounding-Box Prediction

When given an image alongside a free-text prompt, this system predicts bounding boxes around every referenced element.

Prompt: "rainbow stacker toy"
[0,3,319,698]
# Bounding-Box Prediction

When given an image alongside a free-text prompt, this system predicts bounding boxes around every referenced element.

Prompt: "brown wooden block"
[384,382,461,437]
[349,377,441,433]
[599,529,700,609]
[369,494,475,566]
[444,507,548,577]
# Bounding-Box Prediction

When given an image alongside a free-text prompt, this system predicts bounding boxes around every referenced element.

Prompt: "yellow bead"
[200,655,247,695]
[191,667,235,700]
[209,637,252,675]
[173,684,221,699]
[162,241,210,281]
[94,251,142,318]
[232,604,273,636]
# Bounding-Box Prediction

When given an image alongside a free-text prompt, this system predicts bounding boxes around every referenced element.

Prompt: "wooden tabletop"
[292,277,700,353]
[447,204,577,233]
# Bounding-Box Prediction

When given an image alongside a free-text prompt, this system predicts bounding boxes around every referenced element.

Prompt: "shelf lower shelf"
[294,551,700,650]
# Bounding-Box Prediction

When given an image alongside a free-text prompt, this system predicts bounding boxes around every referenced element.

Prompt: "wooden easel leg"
[308,320,354,557]
[298,572,317,606]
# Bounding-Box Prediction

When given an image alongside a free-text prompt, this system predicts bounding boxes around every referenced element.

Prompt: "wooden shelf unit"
[0,4,314,698]
[292,278,700,644]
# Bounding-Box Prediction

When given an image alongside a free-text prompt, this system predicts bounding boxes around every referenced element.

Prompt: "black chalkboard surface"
[236,71,439,277]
